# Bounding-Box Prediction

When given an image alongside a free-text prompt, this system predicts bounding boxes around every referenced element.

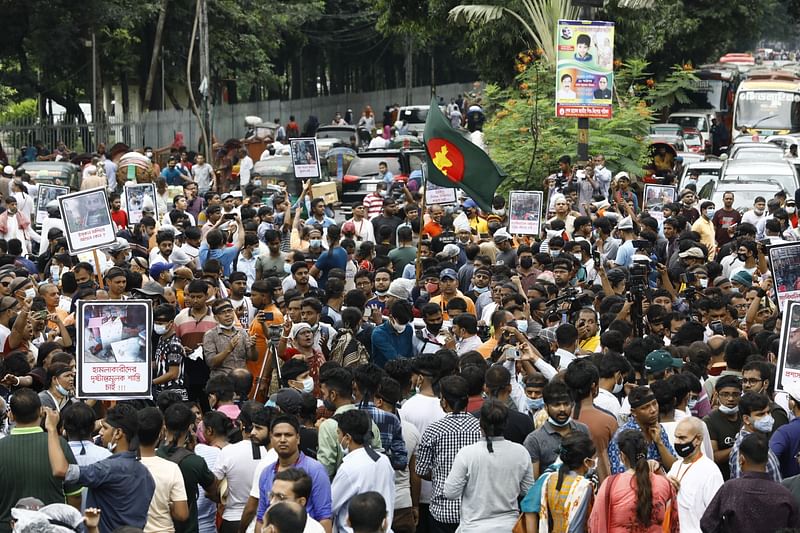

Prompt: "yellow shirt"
[579,334,601,353]
[478,337,497,359]
[691,216,716,260]
[469,216,489,236]
[429,291,476,321]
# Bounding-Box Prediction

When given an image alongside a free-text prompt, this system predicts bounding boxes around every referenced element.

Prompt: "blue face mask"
[310,239,322,248]
[527,397,544,411]
[473,286,490,294]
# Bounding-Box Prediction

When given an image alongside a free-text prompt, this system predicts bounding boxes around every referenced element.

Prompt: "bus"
[682,64,740,132]
[732,69,800,138]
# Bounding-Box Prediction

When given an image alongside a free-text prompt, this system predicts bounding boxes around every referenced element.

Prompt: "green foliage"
[0,99,38,123]
[484,58,652,192]
[644,64,698,120]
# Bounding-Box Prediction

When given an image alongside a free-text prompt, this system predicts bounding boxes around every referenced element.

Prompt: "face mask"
[283,262,292,274]
[520,256,533,269]
[310,239,322,248]
[492,208,506,216]
[55,379,70,397]
[718,404,739,415]
[586,456,599,474]
[24,288,36,299]
[737,253,748,263]
[706,209,715,219]
[323,397,336,411]
[219,323,235,331]
[551,250,561,257]
[425,282,439,294]
[427,322,442,335]
[252,248,260,257]
[301,377,314,394]
[154,324,168,335]
[612,380,624,394]
[674,440,696,458]
[753,414,774,433]
[548,416,572,428]
[527,397,544,411]
[699,278,708,288]
[788,207,797,215]
[687,398,698,410]
[339,437,349,456]
[516,320,528,334]
[473,286,489,294]
[754,209,764,216]
[573,253,583,261]
[391,319,406,334]
[125,252,133,262]
[145,151,154,158]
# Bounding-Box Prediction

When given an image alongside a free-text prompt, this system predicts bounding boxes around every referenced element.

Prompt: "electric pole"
[198,0,211,158]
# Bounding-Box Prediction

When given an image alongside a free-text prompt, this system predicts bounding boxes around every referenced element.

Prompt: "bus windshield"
[687,79,730,112]
[735,90,800,131]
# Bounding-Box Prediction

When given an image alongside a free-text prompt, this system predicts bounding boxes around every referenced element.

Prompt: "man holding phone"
[247,279,284,397]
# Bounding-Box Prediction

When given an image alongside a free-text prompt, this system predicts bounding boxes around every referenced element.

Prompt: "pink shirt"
[589,471,679,533]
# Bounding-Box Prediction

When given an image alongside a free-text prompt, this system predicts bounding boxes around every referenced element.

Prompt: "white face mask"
[24,287,36,299]
[788,207,797,214]
[391,319,406,334]
[612,379,624,394]
[154,324,168,335]
[301,377,315,394]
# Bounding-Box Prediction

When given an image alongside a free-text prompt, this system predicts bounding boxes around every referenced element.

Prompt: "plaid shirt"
[358,401,408,470]
[608,418,676,474]
[729,428,782,482]
[415,412,482,524]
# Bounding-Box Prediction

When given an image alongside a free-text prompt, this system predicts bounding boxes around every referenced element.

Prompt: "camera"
[632,239,651,250]
[629,258,650,289]
[709,320,724,335]
[680,272,696,284]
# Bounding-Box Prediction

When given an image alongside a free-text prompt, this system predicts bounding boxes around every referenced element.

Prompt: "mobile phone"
[258,311,274,321]
[680,272,696,284]
[223,213,236,220]
[503,346,519,360]
[592,250,601,265]
[710,320,724,335]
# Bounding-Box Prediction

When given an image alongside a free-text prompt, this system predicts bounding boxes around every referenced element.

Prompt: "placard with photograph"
[775,301,800,392]
[508,190,543,235]
[289,138,322,179]
[643,184,677,224]
[57,187,117,254]
[770,242,800,311]
[76,300,152,399]
[124,182,158,225]
[35,184,70,228]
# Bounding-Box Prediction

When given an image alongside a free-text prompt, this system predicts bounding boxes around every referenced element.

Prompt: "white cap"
[2,165,13,176]
[617,216,634,231]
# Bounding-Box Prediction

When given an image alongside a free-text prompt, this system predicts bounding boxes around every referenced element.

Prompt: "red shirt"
[111,209,128,230]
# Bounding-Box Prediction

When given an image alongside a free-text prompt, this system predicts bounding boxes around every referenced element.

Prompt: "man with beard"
[413,303,447,356]
[551,259,573,292]
[372,199,403,247]
[576,308,601,353]
[239,406,279,532]
[464,266,492,304]
[523,379,590,478]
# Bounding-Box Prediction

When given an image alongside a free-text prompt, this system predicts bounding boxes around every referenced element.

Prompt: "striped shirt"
[363,192,384,220]
[174,307,217,386]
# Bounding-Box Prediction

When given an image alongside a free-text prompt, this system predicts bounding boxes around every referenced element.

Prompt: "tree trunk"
[143,0,169,112]
[121,71,131,146]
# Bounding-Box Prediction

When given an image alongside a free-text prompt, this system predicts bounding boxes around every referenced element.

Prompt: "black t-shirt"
[432,231,457,254]
[704,409,742,480]
[300,426,318,459]
[371,215,403,246]
[471,406,534,445]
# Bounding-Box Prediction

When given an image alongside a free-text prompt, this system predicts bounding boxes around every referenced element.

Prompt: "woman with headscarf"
[280,321,325,395]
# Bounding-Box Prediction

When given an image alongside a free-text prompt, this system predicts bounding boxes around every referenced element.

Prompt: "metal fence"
[0,82,475,161]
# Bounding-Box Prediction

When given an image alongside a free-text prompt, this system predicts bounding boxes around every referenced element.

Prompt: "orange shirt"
[429,292,476,321]
[422,220,443,239]
[247,303,283,395]
[478,337,497,359]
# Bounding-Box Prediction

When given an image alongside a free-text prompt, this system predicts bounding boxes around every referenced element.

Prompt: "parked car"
[251,156,300,197]
[766,134,800,150]
[678,161,723,191]
[340,149,424,214]
[649,123,684,137]
[397,106,432,136]
[719,159,799,197]
[682,128,705,154]
[728,142,784,161]
[707,180,784,212]
[668,110,715,146]
[19,161,81,191]
[315,125,367,157]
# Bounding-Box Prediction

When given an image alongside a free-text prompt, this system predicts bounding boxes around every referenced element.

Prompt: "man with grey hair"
[667,416,724,533]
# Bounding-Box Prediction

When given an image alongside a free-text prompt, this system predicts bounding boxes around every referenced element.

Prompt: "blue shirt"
[613,240,635,268]
[607,419,676,474]
[771,417,800,478]
[371,320,413,368]
[199,241,240,276]
[358,401,408,470]
[314,246,348,290]
[256,452,332,523]
[72,451,156,532]
[161,166,187,186]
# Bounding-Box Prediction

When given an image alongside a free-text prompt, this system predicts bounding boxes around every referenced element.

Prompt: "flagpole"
[415,166,428,283]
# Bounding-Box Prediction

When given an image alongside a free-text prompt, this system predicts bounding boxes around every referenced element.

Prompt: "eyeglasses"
[718,391,741,399]
[742,378,763,385]
[0,282,9,287]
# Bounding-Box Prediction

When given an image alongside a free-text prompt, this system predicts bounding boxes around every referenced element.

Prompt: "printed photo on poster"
[76,300,152,399]
[643,184,677,224]
[35,184,70,228]
[58,187,117,254]
[508,190,543,235]
[425,180,458,205]
[556,19,615,119]
[776,301,800,392]
[770,242,800,311]
[289,138,322,179]
[124,182,158,225]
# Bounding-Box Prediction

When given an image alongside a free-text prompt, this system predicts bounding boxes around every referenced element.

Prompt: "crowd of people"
[0,135,799,533]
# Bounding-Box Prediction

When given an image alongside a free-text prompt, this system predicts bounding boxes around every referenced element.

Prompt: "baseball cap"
[273,388,303,414]
[149,262,175,279]
[614,171,630,181]
[493,228,512,243]
[134,280,165,296]
[439,268,458,280]
[463,198,478,210]
[617,216,634,231]
[731,270,753,287]
[221,192,234,200]
[678,247,704,259]
[437,244,461,260]
[644,350,684,374]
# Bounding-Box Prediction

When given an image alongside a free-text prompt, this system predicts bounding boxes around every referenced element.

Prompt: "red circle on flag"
[426,138,465,183]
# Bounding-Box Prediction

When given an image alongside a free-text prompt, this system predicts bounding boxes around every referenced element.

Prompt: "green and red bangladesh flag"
[423,97,507,212]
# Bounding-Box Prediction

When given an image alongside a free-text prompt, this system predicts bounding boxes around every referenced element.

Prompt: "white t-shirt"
[666,454,724,533]
[395,420,421,510]
[594,388,621,421]
[246,448,279,533]
[398,394,445,504]
[140,455,188,533]
[213,440,268,522]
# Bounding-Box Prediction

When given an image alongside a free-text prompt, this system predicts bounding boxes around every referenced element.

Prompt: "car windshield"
[713,186,781,210]
[401,108,429,123]
[735,91,800,131]
[254,160,292,175]
[730,149,784,161]
[669,116,707,131]
[348,157,401,177]
[722,172,796,192]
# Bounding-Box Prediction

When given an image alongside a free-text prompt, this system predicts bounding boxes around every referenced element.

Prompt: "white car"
[679,161,723,191]
[668,110,715,145]
[718,159,799,196]
[708,180,784,212]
